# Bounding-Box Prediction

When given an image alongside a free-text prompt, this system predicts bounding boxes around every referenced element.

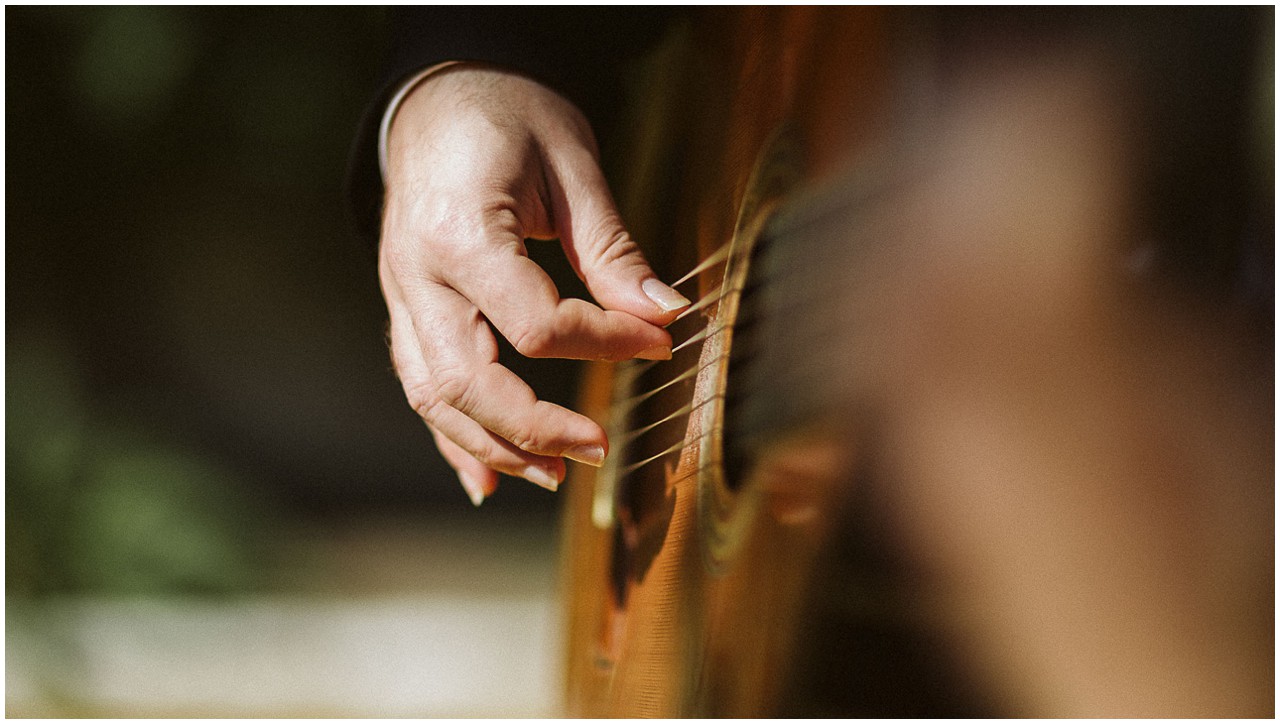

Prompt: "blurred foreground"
[8,517,561,717]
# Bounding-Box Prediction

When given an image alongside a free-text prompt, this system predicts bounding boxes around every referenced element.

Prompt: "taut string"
[670,241,731,289]
[614,391,719,446]
[671,320,729,354]
[673,284,734,323]
[619,425,718,476]
[612,351,728,414]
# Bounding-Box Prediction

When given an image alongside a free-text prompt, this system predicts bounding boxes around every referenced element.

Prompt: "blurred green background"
[7,6,576,600]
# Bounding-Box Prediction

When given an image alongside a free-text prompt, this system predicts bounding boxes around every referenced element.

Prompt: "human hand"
[379,65,689,505]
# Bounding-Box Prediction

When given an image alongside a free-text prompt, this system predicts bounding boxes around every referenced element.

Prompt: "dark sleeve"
[344,7,679,249]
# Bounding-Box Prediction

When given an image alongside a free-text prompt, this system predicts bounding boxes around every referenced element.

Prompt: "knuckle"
[418,208,470,264]
[434,203,527,284]
[587,215,629,252]
[433,365,477,411]
[466,440,498,467]
[404,382,444,423]
[506,422,547,455]
[509,318,557,359]
[589,224,644,270]
[431,203,475,243]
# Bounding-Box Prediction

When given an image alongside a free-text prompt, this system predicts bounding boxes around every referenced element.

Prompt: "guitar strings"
[612,351,728,413]
[620,283,730,384]
[603,241,740,475]
[607,323,732,459]
[614,391,719,446]
[615,400,696,445]
[613,297,734,408]
[672,283,734,323]
[617,455,721,489]
[619,425,718,476]
[601,188,899,487]
[670,319,729,354]
[670,242,731,289]
[601,244,733,386]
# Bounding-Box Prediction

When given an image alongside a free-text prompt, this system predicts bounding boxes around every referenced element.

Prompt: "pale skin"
[379,65,690,505]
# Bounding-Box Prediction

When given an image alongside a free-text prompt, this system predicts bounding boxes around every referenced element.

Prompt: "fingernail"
[564,444,606,466]
[642,278,690,312]
[522,465,560,491]
[459,471,486,507]
[636,345,672,361]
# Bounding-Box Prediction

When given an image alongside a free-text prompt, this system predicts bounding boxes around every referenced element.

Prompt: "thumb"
[547,146,690,325]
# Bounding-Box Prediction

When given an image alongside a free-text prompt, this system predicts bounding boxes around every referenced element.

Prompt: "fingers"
[399,281,611,452]
[386,275,602,494]
[430,429,497,506]
[427,402,566,492]
[545,143,691,324]
[443,249,674,362]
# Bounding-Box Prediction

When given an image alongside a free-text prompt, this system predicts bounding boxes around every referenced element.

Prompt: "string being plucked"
[614,292,736,404]
[612,240,734,382]
[619,285,737,387]
[673,285,736,324]
[604,239,751,468]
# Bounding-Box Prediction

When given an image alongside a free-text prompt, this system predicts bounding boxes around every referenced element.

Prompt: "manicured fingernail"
[459,471,485,507]
[636,345,672,361]
[565,444,606,466]
[522,465,559,491]
[642,278,690,312]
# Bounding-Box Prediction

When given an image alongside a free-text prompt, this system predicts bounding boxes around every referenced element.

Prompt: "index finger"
[439,236,673,362]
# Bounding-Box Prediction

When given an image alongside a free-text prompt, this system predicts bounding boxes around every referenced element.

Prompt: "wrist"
[378,61,465,179]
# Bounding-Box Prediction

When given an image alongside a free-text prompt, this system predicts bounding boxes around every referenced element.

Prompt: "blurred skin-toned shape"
[818,28,1271,716]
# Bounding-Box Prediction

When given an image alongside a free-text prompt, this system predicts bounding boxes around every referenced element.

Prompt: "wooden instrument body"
[559,8,894,717]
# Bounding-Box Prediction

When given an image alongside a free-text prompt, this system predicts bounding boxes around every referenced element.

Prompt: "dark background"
[8,6,571,597]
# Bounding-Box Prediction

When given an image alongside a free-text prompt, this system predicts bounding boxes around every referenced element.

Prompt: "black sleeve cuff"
[343,7,678,252]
